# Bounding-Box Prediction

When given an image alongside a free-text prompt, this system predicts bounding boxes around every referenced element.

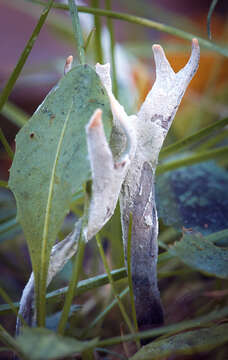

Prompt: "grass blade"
[0,180,8,188]
[0,128,14,160]
[58,182,90,335]
[157,145,228,174]
[91,0,103,63]
[68,0,85,64]
[207,0,219,40]
[96,233,135,335]
[0,325,29,360]
[0,249,176,317]
[196,129,228,151]
[0,267,127,316]
[82,288,129,337]
[27,1,228,57]
[1,102,29,128]
[0,286,27,327]
[57,223,85,335]
[105,0,118,98]
[0,0,54,112]
[160,117,228,159]
[84,27,96,52]
[97,306,228,346]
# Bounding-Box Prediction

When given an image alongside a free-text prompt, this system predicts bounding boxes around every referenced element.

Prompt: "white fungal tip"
[152,43,175,78]
[64,55,73,75]
[192,38,199,48]
[88,109,102,129]
[152,44,162,52]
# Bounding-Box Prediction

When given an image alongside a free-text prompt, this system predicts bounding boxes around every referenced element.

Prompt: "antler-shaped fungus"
[92,39,200,333]
[16,40,200,337]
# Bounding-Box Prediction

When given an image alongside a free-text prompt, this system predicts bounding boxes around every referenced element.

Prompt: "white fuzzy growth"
[17,40,200,334]
[138,39,200,135]
[84,108,136,240]
[123,39,200,206]
[16,220,82,333]
[95,63,112,94]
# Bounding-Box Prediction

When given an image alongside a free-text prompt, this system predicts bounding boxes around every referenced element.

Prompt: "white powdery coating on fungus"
[16,39,200,334]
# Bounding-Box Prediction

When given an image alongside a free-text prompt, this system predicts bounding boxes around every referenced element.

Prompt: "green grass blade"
[105,0,118,98]
[57,223,85,335]
[1,245,175,318]
[160,117,228,159]
[58,182,90,335]
[82,287,129,337]
[0,217,18,238]
[0,0,54,112]
[0,128,14,160]
[157,145,228,175]
[91,0,103,64]
[0,180,8,188]
[97,306,228,347]
[1,102,29,128]
[207,0,219,40]
[95,347,127,360]
[196,129,228,151]
[27,1,228,57]
[1,249,175,317]
[0,286,27,327]
[84,27,96,52]
[96,233,135,335]
[68,0,85,64]
[0,267,127,316]
[0,325,29,360]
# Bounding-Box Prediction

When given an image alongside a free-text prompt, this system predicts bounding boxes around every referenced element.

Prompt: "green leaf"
[8,64,112,324]
[16,328,97,360]
[130,324,228,360]
[169,232,228,278]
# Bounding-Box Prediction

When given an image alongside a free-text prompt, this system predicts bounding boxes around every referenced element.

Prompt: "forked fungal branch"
[16,39,200,335]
